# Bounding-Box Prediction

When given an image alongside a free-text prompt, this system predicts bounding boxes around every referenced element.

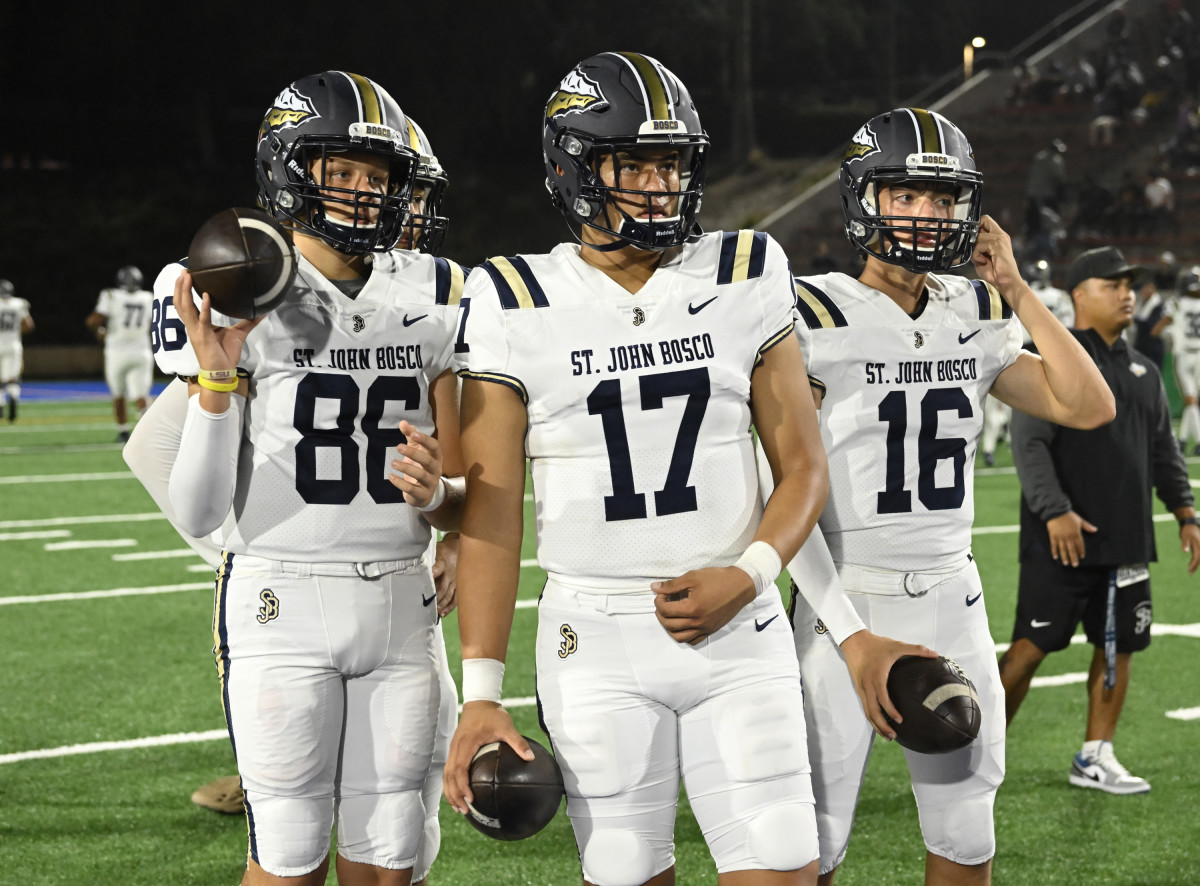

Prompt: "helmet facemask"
[846,169,981,272]
[552,131,707,251]
[270,137,417,254]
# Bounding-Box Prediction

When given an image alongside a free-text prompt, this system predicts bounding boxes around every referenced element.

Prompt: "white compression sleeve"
[124,378,232,567]
[753,435,866,646]
[169,392,241,538]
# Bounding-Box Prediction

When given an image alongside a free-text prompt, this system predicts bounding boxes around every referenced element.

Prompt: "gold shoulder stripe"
[984,280,1005,320]
[730,230,757,284]
[489,257,537,309]
[796,287,838,329]
[446,261,466,306]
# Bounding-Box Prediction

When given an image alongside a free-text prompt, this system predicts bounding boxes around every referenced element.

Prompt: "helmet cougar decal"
[839,108,983,272]
[255,71,419,254]
[543,52,708,251]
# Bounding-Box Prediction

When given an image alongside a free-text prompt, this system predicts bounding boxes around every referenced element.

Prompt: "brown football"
[186,208,296,320]
[884,654,982,754]
[465,736,564,841]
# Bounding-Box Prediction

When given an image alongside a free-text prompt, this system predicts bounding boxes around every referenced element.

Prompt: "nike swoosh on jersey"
[688,296,718,314]
[403,314,428,327]
[422,593,436,607]
[755,615,779,632]
[966,592,982,606]
[958,329,981,344]
[1031,618,1052,628]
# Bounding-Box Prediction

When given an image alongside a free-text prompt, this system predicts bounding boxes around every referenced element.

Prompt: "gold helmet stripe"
[909,108,942,154]
[345,71,383,125]
[405,118,421,151]
[614,51,672,121]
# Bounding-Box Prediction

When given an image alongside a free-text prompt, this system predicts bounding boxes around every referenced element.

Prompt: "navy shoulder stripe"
[482,256,550,310]
[433,257,467,306]
[794,278,848,329]
[970,279,1012,320]
[717,230,769,285]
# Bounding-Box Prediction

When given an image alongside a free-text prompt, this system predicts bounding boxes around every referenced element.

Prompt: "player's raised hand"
[971,214,1022,292]
[172,269,262,373]
[839,630,938,739]
[444,703,533,814]
[652,566,757,644]
[390,420,443,508]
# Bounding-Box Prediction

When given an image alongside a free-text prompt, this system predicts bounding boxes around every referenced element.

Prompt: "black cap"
[1066,246,1145,292]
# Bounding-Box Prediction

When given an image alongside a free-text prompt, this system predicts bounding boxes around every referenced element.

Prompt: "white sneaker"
[1069,742,1150,794]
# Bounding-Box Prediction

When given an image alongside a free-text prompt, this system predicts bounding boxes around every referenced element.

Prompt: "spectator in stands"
[1028,139,1068,214]
[1131,273,1171,370]
[1143,164,1175,232]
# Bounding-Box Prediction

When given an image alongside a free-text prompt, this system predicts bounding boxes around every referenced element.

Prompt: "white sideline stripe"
[0,422,117,433]
[0,530,71,541]
[0,513,165,529]
[187,564,215,573]
[0,471,134,485]
[112,549,205,562]
[994,623,1200,654]
[0,582,210,606]
[45,539,137,551]
[1029,672,1087,688]
[1166,707,1200,720]
[0,697,541,766]
[0,443,123,455]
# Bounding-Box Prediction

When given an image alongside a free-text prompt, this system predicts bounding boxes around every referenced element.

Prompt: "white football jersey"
[151,263,238,376]
[1170,295,1200,353]
[94,287,154,352]
[215,250,466,562]
[457,231,795,586]
[0,295,30,353]
[794,272,1022,571]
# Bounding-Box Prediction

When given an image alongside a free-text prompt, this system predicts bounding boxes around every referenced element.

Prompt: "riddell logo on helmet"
[546,69,607,117]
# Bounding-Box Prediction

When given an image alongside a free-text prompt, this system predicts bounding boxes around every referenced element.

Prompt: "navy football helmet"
[116,265,143,291]
[543,52,708,250]
[255,71,419,254]
[401,117,449,255]
[839,108,983,272]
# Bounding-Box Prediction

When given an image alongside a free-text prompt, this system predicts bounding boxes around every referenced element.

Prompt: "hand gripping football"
[884,654,982,754]
[187,207,296,320]
[465,736,564,841]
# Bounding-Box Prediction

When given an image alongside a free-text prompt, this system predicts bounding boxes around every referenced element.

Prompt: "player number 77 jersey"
[794,272,1022,572]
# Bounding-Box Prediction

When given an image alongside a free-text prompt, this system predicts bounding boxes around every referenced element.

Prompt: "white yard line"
[0,530,71,541]
[0,513,165,529]
[0,583,211,606]
[45,539,136,551]
[0,471,134,485]
[112,549,207,561]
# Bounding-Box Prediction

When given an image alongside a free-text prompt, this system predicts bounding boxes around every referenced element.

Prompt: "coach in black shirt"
[999,245,1200,795]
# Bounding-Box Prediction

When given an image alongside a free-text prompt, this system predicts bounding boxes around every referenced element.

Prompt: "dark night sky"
[2,1,1111,344]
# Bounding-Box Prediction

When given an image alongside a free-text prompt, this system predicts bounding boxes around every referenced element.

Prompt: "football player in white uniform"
[0,278,34,422]
[125,112,463,885]
[87,265,155,441]
[443,52,926,886]
[787,108,1114,886]
[1169,266,1200,454]
[162,72,466,886]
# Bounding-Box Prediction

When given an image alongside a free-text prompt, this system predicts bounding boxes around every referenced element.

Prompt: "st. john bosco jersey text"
[457,231,795,587]
[794,272,1022,572]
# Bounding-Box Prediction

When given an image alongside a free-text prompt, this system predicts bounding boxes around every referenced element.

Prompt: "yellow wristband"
[196,374,239,393]
[198,368,238,382]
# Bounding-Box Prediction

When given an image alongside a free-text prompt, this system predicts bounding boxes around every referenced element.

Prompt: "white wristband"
[461,658,505,704]
[416,476,448,512]
[733,540,783,597]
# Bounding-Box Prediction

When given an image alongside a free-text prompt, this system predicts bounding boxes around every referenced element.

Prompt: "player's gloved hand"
[444,703,533,814]
[432,532,459,617]
[390,419,444,508]
[839,630,938,740]
[652,566,757,645]
[1046,510,1097,567]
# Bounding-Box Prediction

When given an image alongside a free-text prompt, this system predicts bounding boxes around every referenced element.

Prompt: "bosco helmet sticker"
[546,68,608,118]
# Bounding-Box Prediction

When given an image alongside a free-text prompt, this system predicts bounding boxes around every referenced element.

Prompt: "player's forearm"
[168,393,240,537]
[456,531,522,663]
[785,524,866,645]
[755,450,829,565]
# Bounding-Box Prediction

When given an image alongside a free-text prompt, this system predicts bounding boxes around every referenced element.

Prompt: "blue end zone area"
[21,380,170,402]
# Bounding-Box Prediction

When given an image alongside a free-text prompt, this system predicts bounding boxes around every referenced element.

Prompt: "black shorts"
[1013,557,1153,653]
